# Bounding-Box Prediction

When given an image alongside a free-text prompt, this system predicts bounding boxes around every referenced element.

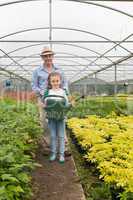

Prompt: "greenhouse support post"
[114,65,117,96]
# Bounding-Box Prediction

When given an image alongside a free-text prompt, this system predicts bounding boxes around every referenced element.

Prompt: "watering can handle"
[75,95,85,102]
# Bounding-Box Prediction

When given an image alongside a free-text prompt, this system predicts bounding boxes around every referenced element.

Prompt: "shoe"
[59,155,65,163]
[49,153,56,161]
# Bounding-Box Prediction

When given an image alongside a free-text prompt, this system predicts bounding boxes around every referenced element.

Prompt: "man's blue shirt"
[31,64,69,96]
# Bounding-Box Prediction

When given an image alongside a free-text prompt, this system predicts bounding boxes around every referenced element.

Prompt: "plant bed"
[67,130,112,200]
[67,115,133,200]
[0,98,43,200]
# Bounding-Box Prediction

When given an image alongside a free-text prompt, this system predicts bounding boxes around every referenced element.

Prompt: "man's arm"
[60,71,69,95]
[31,69,41,97]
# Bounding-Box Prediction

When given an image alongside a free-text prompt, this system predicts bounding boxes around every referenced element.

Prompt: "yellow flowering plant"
[67,114,133,195]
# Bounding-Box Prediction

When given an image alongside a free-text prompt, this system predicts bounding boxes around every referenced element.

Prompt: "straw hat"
[40,47,54,56]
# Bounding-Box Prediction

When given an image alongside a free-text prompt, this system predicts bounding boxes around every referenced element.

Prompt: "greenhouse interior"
[1,1,133,200]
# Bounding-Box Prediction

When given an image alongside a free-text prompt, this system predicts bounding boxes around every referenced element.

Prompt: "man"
[32,47,70,155]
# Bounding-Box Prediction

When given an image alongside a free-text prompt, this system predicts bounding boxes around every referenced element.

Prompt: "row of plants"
[68,132,113,200]
[67,114,133,200]
[68,96,133,118]
[0,98,42,200]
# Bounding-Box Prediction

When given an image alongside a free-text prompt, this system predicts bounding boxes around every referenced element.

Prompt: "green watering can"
[43,95,71,120]
[43,94,85,120]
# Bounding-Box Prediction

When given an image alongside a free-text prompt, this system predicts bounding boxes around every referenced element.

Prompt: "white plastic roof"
[0,0,133,83]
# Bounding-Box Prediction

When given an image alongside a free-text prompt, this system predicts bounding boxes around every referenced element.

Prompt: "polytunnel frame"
[1,42,111,79]
[14,51,93,67]
[0,26,117,68]
[0,0,133,19]
[71,33,133,80]
[0,27,131,75]
[3,41,114,68]
[0,0,133,83]
[10,55,89,73]
[0,48,31,75]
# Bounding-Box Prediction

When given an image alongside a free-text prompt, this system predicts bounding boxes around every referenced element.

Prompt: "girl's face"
[50,75,61,89]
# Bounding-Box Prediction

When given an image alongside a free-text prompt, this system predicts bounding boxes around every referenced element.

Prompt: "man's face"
[42,54,53,65]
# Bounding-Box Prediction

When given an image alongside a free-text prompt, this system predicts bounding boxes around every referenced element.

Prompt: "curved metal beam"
[70,33,133,82]
[5,51,90,80]
[0,65,30,82]
[2,26,131,75]
[7,42,105,58]
[8,52,92,68]
[72,0,133,19]
[3,42,112,73]
[0,0,132,19]
[16,57,88,70]
[1,25,117,74]
[72,38,133,81]
[0,0,132,82]
[1,26,132,77]
[0,27,121,41]
[0,26,131,56]
[0,48,31,75]
[0,0,41,7]
[4,48,94,70]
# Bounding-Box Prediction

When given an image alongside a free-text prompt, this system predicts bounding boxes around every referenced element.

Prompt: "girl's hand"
[42,102,46,108]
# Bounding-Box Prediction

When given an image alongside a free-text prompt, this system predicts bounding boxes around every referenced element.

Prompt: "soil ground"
[31,142,86,200]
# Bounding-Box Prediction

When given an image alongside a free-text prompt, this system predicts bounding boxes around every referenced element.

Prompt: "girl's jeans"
[48,119,65,156]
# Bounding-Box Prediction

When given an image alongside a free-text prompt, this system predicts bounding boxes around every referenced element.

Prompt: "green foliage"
[0,99,42,200]
[68,115,133,199]
[69,133,112,200]
[119,191,133,200]
[90,184,112,200]
[68,96,131,118]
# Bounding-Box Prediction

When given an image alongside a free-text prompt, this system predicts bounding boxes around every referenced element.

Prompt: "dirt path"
[31,143,86,200]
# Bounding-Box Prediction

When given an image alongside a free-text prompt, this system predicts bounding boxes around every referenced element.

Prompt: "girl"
[43,72,69,163]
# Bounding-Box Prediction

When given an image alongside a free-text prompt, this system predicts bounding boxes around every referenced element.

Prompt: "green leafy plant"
[0,98,43,200]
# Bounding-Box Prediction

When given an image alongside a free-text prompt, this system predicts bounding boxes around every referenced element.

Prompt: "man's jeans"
[48,119,65,156]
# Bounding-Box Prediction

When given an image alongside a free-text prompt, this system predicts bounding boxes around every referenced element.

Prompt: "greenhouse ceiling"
[0,0,133,84]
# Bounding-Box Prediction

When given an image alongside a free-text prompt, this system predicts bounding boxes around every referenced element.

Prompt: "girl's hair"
[47,72,62,89]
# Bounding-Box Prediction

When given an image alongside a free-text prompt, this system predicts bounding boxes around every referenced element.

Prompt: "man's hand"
[68,95,76,107]
[30,91,37,101]
[37,98,45,108]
